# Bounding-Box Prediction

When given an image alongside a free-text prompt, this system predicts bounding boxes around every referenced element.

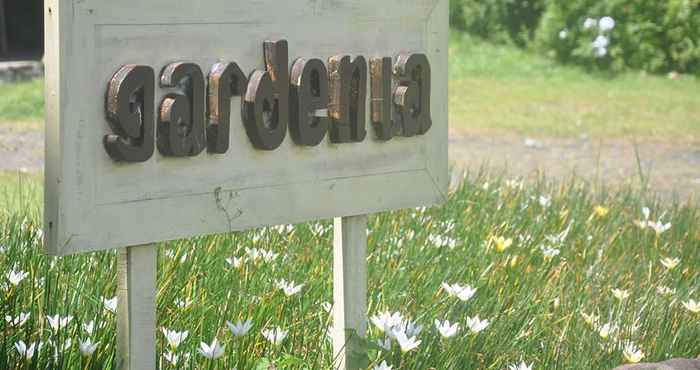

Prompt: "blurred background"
[1,0,699,200]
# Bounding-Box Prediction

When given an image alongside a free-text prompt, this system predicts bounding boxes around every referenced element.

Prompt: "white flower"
[197,338,225,359]
[262,327,289,346]
[373,360,393,370]
[593,35,610,49]
[393,330,421,353]
[434,319,459,338]
[509,361,534,370]
[559,29,568,40]
[261,249,279,263]
[226,319,253,337]
[441,282,477,302]
[648,221,671,235]
[398,320,423,338]
[7,269,29,286]
[682,299,700,314]
[466,316,489,334]
[174,297,193,309]
[539,195,552,208]
[545,226,571,245]
[161,328,188,349]
[164,249,187,263]
[225,256,244,268]
[598,323,617,339]
[599,16,615,32]
[657,286,675,296]
[370,311,404,334]
[635,208,651,228]
[377,336,392,351]
[103,296,117,313]
[623,342,645,363]
[660,257,680,270]
[83,321,95,335]
[427,234,457,249]
[583,18,598,29]
[79,338,99,357]
[540,246,561,260]
[15,340,36,360]
[612,288,630,301]
[6,312,30,327]
[163,350,181,366]
[275,279,304,297]
[580,311,599,327]
[46,314,73,332]
[245,247,262,262]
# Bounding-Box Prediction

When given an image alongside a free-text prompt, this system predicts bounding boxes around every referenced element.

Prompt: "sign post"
[116,245,157,370]
[333,215,369,369]
[44,0,447,367]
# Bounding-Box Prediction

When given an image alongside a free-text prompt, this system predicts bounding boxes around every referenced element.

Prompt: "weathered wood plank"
[43,0,448,256]
[117,245,157,370]
[332,215,368,370]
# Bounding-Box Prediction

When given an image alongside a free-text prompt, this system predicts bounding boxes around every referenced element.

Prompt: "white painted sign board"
[44,0,448,256]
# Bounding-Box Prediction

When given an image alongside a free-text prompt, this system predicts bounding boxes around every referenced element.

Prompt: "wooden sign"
[44,0,447,256]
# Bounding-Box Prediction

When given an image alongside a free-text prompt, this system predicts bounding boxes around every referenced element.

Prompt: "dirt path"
[2,124,699,200]
[449,130,700,201]
[0,123,43,172]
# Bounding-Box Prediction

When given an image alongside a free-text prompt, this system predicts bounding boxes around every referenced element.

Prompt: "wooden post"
[117,245,157,370]
[332,215,368,370]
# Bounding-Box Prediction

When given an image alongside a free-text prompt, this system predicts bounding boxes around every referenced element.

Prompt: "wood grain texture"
[332,215,368,370]
[117,245,157,370]
[43,0,448,255]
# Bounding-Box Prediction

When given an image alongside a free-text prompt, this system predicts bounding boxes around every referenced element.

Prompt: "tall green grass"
[1,173,698,369]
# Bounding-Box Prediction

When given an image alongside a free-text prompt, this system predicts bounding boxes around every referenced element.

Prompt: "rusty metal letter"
[242,40,289,150]
[370,54,432,140]
[369,57,395,141]
[328,55,367,143]
[158,62,206,157]
[104,65,156,162]
[289,58,329,146]
[394,53,432,136]
[207,62,248,154]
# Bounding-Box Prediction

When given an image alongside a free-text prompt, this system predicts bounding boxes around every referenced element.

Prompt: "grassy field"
[1,172,699,369]
[448,32,700,138]
[0,79,43,123]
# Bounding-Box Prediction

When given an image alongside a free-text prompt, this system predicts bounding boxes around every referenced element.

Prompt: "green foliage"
[451,0,700,74]
[449,0,547,47]
[1,173,700,369]
[535,0,700,74]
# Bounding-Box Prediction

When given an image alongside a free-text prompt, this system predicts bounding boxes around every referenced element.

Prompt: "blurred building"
[0,0,43,62]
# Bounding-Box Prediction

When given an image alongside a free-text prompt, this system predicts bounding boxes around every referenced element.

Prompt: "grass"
[0,79,43,123]
[1,172,699,369]
[448,32,700,138]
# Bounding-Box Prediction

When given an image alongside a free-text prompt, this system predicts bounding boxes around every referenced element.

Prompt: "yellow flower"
[493,236,513,253]
[508,255,520,268]
[594,205,609,218]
